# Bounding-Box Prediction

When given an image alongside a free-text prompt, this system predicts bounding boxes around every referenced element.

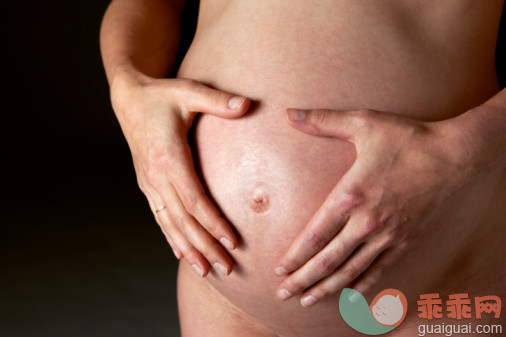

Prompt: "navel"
[249,192,270,214]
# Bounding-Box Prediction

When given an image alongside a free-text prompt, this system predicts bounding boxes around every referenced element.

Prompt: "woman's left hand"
[274,107,480,307]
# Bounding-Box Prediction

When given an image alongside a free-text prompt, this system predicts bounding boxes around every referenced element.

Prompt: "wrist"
[439,107,503,177]
[110,61,153,93]
[109,62,155,120]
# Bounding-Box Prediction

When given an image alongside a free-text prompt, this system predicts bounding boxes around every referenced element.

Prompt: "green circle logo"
[339,288,408,335]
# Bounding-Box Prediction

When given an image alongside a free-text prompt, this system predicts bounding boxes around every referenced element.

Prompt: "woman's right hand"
[110,68,250,277]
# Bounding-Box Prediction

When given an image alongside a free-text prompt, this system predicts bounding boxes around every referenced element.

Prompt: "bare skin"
[101,0,248,276]
[100,0,506,336]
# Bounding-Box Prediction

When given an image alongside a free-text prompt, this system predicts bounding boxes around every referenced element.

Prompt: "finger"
[157,207,211,277]
[274,185,363,276]
[178,215,235,276]
[175,79,250,118]
[167,143,238,251]
[142,171,212,275]
[351,242,410,296]
[143,141,237,270]
[163,182,235,275]
[154,207,183,260]
[298,240,387,308]
[275,223,365,301]
[285,108,376,141]
[165,231,183,260]
[138,180,183,259]
[156,215,183,260]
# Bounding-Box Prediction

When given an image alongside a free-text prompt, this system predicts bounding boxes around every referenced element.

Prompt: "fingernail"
[228,96,246,109]
[172,248,181,260]
[274,266,288,276]
[287,109,306,121]
[220,237,235,250]
[276,288,293,300]
[213,262,228,275]
[348,291,362,304]
[301,295,318,307]
[191,264,203,277]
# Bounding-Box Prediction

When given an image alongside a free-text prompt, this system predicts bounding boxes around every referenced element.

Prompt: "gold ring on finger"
[155,205,167,213]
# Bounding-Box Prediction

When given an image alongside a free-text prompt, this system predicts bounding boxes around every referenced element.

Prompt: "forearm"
[100,0,185,86]
[451,88,506,174]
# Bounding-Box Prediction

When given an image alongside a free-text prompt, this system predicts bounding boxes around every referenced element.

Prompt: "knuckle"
[342,264,360,281]
[179,78,200,92]
[339,190,365,214]
[156,155,172,172]
[316,255,337,274]
[197,242,215,258]
[375,263,388,276]
[183,247,201,262]
[310,109,331,125]
[285,278,302,292]
[313,286,331,299]
[333,239,346,258]
[306,231,328,250]
[173,214,191,231]
[362,214,386,236]
[357,279,375,294]
[281,258,296,271]
[181,191,201,214]
[353,109,377,133]
[159,216,174,231]
[397,240,411,253]
[143,167,158,188]
[158,219,169,233]
[383,231,400,246]
[203,216,222,236]
[371,263,388,277]
[354,109,375,122]
[148,147,172,171]
[210,91,228,109]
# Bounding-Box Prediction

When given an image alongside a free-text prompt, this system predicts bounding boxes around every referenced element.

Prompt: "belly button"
[250,193,270,214]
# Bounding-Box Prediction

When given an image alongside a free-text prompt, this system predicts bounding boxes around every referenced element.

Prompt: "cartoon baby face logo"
[339,288,408,335]
[370,289,408,327]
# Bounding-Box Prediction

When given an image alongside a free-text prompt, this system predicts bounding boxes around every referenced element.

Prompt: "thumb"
[177,80,250,118]
[286,108,367,141]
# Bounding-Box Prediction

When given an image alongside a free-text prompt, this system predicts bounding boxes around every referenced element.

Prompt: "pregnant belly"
[176,3,502,331]
[189,100,500,336]
[191,104,358,333]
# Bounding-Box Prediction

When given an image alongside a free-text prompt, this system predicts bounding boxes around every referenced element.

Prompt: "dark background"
[1,1,505,337]
[2,1,199,336]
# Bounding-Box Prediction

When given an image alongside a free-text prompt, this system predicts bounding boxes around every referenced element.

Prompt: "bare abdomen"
[176,2,503,333]
[190,102,358,334]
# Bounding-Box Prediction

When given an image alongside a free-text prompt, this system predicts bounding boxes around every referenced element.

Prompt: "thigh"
[177,260,278,337]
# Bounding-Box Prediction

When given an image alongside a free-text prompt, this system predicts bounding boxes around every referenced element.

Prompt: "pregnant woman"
[100,1,506,336]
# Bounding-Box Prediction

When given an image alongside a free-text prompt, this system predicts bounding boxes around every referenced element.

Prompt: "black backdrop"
[2,1,199,336]
[1,1,505,337]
